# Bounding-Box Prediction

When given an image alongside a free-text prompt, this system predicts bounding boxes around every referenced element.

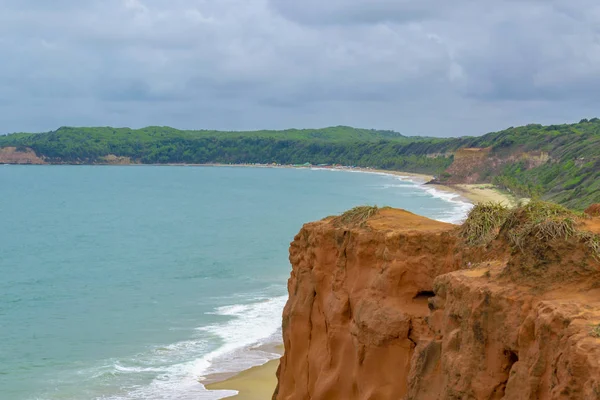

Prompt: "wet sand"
[431,183,518,207]
[205,359,279,399]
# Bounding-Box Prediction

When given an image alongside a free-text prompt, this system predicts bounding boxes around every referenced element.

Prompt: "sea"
[0,165,472,400]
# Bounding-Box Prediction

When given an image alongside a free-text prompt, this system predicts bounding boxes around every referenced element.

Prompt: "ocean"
[0,165,471,400]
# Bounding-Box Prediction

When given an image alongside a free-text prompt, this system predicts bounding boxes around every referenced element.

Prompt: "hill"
[1,119,599,210]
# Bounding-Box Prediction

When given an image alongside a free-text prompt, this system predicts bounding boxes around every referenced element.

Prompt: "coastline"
[427,183,517,207]
[3,162,516,207]
[205,359,280,399]
[199,164,517,207]
[199,169,517,400]
[341,167,516,208]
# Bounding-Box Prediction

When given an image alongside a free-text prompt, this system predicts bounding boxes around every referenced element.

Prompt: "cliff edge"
[275,205,600,399]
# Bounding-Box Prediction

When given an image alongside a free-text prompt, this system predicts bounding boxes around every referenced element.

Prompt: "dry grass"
[504,201,581,250]
[460,200,600,260]
[502,200,600,259]
[591,323,600,338]
[332,205,383,228]
[581,232,600,261]
[459,202,510,246]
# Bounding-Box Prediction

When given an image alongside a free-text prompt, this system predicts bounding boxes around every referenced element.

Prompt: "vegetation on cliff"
[460,200,600,260]
[476,120,600,210]
[459,202,511,246]
[278,204,600,399]
[332,205,383,228]
[1,118,599,209]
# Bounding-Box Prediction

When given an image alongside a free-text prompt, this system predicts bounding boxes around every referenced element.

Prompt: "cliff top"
[327,206,455,233]
[367,208,455,232]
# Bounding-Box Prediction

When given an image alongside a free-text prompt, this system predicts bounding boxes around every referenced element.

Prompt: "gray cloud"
[0,0,599,136]
[267,0,452,25]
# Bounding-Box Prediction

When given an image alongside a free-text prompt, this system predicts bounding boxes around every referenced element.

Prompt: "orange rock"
[585,204,600,217]
[274,208,600,400]
[0,147,45,164]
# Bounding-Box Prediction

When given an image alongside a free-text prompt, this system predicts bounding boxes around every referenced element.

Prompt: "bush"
[459,202,510,246]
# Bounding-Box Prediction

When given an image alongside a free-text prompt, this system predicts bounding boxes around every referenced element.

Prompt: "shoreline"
[5,161,517,209]
[427,183,518,208]
[337,167,517,208]
[205,359,280,400]
[194,164,518,207]
[202,343,283,399]
[198,169,516,400]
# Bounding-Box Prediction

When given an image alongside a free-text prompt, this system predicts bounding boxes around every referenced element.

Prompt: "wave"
[33,295,287,400]
[193,295,286,379]
[324,168,473,223]
[417,184,473,224]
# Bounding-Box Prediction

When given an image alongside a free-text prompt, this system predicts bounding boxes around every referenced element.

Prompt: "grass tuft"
[333,205,381,228]
[581,232,600,261]
[591,324,600,338]
[504,201,580,249]
[460,200,600,260]
[459,202,510,246]
[503,200,599,259]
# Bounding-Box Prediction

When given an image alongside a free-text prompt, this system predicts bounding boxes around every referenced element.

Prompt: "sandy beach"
[134,163,517,207]
[206,164,517,207]
[429,183,517,207]
[205,359,280,399]
[350,168,517,207]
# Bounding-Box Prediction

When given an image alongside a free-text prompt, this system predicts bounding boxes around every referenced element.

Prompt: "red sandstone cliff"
[274,207,600,399]
[437,147,550,185]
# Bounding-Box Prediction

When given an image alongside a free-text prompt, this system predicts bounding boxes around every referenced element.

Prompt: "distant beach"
[194,163,517,211]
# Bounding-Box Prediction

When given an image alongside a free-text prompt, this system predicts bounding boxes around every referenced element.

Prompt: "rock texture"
[0,147,45,164]
[274,208,600,400]
[436,147,550,185]
[586,204,600,217]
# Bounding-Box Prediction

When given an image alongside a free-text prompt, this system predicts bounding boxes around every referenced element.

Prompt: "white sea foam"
[193,295,286,379]
[43,295,287,400]
[418,185,473,224]
[312,167,473,223]
[88,295,287,400]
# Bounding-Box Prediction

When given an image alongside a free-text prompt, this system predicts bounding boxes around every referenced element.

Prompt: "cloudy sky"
[2,0,600,136]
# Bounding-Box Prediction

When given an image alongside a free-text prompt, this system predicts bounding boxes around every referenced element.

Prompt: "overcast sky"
[2,0,599,136]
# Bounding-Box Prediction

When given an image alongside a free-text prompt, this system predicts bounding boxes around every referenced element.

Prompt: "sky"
[2,0,600,137]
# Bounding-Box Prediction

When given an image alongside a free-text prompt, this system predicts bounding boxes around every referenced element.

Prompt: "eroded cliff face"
[0,147,45,164]
[275,208,600,400]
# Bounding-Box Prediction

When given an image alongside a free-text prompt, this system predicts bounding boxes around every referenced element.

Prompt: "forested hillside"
[1,119,599,209]
[459,118,600,209]
[0,126,454,174]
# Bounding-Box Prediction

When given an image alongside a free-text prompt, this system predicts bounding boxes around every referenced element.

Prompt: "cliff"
[0,147,45,164]
[439,147,549,185]
[274,205,600,399]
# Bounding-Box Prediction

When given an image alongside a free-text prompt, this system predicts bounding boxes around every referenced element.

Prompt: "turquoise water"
[0,165,470,400]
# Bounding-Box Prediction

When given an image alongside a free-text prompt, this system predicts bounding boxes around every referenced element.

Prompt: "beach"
[202,164,517,208]
[429,183,517,207]
[117,162,517,208]
[205,359,280,399]
[347,168,517,206]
